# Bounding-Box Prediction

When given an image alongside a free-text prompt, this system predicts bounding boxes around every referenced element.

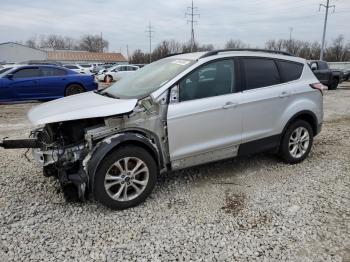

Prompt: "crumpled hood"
[28,91,138,126]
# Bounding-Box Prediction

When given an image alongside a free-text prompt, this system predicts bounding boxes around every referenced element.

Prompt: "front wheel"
[94,145,157,210]
[279,120,313,164]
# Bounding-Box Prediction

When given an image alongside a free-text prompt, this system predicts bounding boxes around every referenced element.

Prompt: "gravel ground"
[0,84,349,261]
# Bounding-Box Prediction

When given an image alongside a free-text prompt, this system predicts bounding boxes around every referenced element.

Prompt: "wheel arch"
[87,132,161,193]
[64,82,85,95]
[282,110,318,137]
[105,74,113,81]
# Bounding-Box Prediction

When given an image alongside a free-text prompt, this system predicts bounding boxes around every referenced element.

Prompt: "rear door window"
[241,58,281,90]
[13,68,41,79]
[278,60,304,82]
[65,65,78,69]
[41,67,67,77]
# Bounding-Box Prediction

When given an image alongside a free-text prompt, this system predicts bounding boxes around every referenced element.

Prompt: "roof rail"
[199,48,294,59]
[163,52,187,58]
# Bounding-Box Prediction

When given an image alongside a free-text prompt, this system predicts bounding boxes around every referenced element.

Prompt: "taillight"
[310,83,327,95]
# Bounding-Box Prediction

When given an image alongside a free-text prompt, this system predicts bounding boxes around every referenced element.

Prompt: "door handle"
[279,91,290,98]
[222,101,238,109]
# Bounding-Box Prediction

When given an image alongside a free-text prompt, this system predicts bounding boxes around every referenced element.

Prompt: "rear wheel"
[328,78,339,90]
[104,75,113,83]
[65,84,85,96]
[279,120,313,164]
[94,145,157,210]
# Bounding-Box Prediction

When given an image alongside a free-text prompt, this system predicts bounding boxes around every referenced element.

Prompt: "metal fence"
[328,62,350,69]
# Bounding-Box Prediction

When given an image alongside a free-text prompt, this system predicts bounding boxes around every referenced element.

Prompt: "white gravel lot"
[0,84,349,261]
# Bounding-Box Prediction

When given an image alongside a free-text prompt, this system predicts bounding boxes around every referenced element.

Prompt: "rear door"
[167,58,243,168]
[114,66,128,80]
[9,67,42,100]
[39,67,68,98]
[239,57,284,144]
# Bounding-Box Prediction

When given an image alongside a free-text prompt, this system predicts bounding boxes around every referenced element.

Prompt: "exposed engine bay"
[1,95,169,201]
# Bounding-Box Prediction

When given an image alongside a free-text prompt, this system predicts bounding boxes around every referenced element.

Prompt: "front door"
[9,67,42,100]
[167,59,242,169]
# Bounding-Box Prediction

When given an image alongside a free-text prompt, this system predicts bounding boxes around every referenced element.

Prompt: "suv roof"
[170,49,304,63]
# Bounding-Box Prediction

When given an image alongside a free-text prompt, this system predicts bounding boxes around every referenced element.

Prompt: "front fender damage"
[84,132,159,195]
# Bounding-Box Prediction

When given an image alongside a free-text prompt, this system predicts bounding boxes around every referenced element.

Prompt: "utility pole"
[145,22,154,63]
[185,0,200,52]
[289,27,293,42]
[100,32,103,53]
[126,44,129,62]
[319,0,335,61]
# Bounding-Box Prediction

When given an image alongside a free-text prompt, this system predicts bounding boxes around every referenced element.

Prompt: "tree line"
[19,34,349,62]
[18,34,109,53]
[130,34,350,64]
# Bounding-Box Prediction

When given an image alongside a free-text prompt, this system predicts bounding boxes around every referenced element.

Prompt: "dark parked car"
[308,60,343,90]
[0,65,98,102]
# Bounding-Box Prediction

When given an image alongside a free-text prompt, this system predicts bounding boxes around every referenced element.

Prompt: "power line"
[319,0,335,61]
[145,22,154,63]
[185,0,200,52]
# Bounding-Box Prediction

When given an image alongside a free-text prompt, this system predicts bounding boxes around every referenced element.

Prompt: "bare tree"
[152,40,183,61]
[64,37,75,50]
[265,39,284,51]
[129,49,149,64]
[78,35,109,52]
[225,39,248,49]
[25,36,38,48]
[325,35,348,61]
[264,36,350,61]
[41,34,65,49]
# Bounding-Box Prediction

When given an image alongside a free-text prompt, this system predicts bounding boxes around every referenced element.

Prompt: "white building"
[0,42,47,63]
[0,42,127,64]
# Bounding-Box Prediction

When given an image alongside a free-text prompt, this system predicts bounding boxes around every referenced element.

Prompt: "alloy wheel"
[288,127,310,158]
[104,157,149,202]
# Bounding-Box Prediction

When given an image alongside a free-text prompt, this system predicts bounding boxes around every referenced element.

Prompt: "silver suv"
[1,49,325,209]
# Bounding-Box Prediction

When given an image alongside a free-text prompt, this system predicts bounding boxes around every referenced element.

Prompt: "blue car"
[0,65,98,102]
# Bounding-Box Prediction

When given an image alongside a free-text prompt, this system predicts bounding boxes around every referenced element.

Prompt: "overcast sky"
[1,0,349,55]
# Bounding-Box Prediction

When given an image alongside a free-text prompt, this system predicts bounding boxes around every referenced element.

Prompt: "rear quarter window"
[242,58,281,90]
[278,60,304,83]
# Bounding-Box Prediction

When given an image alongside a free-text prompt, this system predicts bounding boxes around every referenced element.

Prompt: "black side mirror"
[6,73,14,79]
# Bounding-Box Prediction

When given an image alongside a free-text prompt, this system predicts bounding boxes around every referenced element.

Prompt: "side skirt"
[237,134,281,156]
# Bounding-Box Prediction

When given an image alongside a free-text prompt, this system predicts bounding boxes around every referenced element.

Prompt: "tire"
[104,75,113,83]
[94,145,157,210]
[328,78,339,90]
[279,120,313,164]
[65,84,85,96]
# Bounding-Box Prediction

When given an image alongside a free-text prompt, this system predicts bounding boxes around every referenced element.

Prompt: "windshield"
[0,67,13,77]
[103,58,195,99]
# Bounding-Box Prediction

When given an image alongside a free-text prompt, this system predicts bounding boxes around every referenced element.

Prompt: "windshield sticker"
[171,60,190,66]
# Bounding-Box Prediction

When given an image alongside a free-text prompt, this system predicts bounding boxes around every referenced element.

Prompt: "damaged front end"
[1,94,168,202]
